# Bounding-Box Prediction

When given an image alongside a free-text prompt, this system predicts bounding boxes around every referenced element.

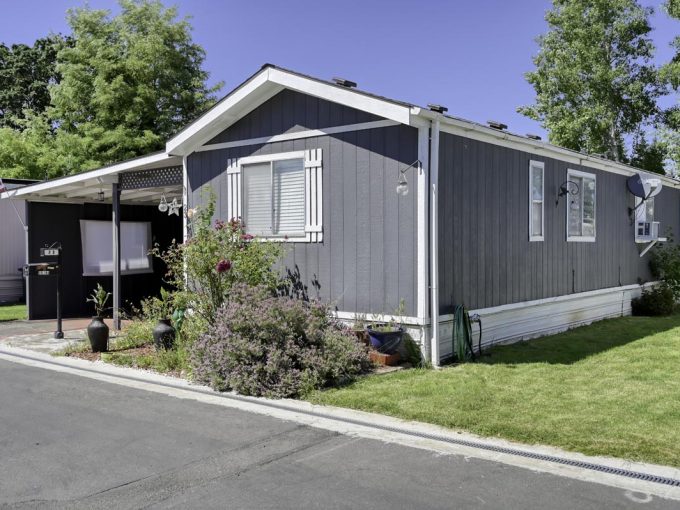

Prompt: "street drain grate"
[3,349,680,488]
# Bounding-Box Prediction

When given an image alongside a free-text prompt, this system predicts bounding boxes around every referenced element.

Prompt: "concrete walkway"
[0,318,123,353]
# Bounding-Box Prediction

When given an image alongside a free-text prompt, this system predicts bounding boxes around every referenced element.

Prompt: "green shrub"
[191,284,371,398]
[650,238,680,300]
[632,283,675,316]
[116,320,154,349]
[152,191,284,325]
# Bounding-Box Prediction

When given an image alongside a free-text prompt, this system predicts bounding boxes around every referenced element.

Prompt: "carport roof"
[0,152,183,205]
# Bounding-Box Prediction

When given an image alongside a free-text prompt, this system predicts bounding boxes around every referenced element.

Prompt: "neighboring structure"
[2,65,677,364]
[0,179,36,303]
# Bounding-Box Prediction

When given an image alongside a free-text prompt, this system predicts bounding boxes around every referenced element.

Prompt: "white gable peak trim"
[166,66,412,157]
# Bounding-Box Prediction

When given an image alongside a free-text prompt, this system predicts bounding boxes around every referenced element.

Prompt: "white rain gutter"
[429,118,441,367]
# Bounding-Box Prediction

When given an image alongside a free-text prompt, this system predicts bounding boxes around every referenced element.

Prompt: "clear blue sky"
[2,0,678,139]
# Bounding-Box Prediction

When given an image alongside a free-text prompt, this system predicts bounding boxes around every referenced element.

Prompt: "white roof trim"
[165,67,412,157]
[413,108,680,189]
[0,152,182,201]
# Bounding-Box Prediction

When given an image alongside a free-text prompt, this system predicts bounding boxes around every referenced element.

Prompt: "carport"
[0,152,185,327]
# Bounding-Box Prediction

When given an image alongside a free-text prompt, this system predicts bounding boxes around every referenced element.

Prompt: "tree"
[48,0,222,174]
[519,0,663,162]
[630,133,667,174]
[659,0,680,173]
[0,35,70,130]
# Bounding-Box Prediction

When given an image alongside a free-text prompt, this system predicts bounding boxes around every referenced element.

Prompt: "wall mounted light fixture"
[396,160,422,196]
[556,180,580,207]
[158,195,169,213]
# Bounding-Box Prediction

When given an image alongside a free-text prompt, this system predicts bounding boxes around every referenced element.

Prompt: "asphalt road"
[0,358,675,509]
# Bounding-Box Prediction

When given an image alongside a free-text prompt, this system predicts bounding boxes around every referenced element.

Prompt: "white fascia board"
[168,67,413,157]
[414,108,680,189]
[268,68,412,126]
[2,152,180,200]
[166,69,278,156]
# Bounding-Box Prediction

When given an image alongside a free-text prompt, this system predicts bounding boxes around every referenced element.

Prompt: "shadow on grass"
[478,314,680,366]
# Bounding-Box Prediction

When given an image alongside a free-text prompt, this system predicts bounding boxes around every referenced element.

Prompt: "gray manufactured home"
[3,64,677,365]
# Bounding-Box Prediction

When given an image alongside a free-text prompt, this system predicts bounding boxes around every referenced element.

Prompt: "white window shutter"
[226,158,241,221]
[304,149,323,242]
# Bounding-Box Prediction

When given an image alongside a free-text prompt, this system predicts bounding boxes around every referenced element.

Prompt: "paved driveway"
[0,358,675,509]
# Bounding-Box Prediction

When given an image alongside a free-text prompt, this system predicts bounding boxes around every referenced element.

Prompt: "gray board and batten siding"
[187,89,419,316]
[437,131,680,314]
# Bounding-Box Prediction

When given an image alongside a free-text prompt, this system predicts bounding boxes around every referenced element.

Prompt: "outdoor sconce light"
[97,189,105,202]
[556,180,580,207]
[158,194,169,213]
[396,160,422,196]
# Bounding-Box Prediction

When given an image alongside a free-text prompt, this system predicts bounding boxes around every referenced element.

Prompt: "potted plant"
[152,288,176,350]
[86,283,111,352]
[366,301,406,355]
[351,312,369,345]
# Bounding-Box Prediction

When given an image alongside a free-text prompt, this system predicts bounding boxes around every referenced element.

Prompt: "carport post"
[112,181,121,330]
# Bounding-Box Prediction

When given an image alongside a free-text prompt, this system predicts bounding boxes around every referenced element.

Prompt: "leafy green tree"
[519,0,663,162]
[0,35,70,130]
[630,133,667,174]
[659,0,680,173]
[49,0,222,173]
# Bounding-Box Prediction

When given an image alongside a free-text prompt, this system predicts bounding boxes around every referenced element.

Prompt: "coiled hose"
[452,305,482,362]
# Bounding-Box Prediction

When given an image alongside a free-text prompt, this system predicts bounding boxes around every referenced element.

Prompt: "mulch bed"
[65,345,155,362]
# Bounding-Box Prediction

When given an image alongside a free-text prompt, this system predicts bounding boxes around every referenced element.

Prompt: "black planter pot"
[87,316,109,353]
[153,319,176,350]
[366,325,404,354]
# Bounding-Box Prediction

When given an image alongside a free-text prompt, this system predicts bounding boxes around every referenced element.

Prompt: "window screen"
[529,161,544,241]
[80,220,153,276]
[567,171,596,240]
[243,158,305,238]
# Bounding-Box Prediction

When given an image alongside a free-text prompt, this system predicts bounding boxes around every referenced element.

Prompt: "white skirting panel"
[0,276,23,303]
[437,284,647,359]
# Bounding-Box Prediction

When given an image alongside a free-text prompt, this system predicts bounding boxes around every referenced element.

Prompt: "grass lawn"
[308,315,680,467]
[0,304,26,322]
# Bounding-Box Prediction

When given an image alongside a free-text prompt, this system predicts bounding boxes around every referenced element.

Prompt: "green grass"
[0,304,26,322]
[308,315,680,467]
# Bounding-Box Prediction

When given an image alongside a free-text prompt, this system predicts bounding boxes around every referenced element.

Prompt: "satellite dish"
[627,174,647,198]
[646,178,663,198]
[627,173,663,199]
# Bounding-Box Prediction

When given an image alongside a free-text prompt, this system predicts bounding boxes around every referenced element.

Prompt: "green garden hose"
[452,304,476,362]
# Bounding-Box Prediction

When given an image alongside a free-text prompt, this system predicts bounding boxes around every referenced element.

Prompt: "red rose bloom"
[216,259,232,273]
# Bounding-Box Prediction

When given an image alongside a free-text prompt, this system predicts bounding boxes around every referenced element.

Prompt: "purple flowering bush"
[191,284,372,398]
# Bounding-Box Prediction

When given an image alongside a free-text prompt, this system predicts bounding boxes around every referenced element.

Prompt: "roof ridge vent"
[428,104,448,114]
[487,120,508,130]
[332,77,357,88]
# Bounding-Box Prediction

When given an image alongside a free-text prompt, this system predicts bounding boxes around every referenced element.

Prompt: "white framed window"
[225,149,323,242]
[566,169,596,242]
[529,160,544,241]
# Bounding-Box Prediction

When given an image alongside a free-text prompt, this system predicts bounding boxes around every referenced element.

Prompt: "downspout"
[430,118,440,367]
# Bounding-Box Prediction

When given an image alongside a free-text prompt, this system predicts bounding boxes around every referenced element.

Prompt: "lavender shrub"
[191,284,371,398]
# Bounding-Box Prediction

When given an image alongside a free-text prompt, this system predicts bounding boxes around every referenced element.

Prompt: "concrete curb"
[1,345,679,501]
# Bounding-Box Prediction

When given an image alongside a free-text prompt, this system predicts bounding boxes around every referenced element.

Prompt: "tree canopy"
[519,0,663,163]
[0,0,221,179]
[0,35,70,130]
[659,0,680,174]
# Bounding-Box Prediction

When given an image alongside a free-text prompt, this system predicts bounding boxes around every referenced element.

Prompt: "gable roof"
[165,64,416,156]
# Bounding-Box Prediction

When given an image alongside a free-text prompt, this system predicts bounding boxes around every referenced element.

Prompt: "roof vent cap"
[332,77,357,88]
[428,104,448,114]
[526,133,542,140]
[487,120,508,130]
